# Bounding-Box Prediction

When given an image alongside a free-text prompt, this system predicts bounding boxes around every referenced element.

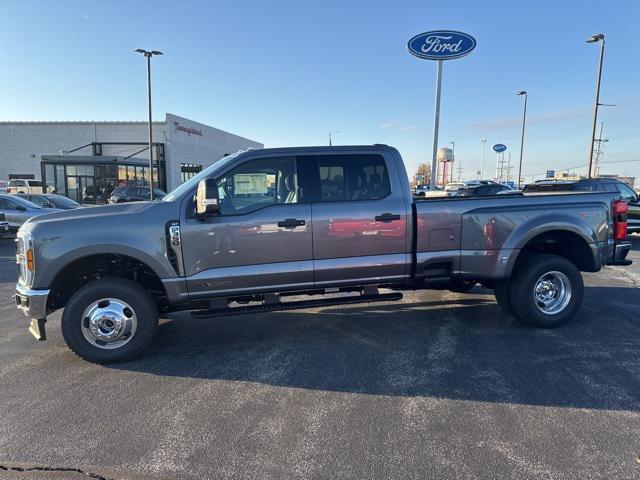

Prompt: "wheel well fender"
[46,252,167,311]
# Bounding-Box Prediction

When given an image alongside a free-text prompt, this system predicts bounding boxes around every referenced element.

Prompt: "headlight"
[16,231,34,286]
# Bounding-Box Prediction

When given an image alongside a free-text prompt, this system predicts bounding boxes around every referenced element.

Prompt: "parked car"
[456,183,512,196]
[109,186,167,204]
[0,193,62,231]
[17,193,85,210]
[414,184,444,197]
[444,182,465,196]
[0,213,9,237]
[14,145,632,364]
[6,179,45,194]
[465,180,499,186]
[523,178,640,233]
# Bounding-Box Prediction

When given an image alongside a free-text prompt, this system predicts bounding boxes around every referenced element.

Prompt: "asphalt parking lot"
[1,235,639,480]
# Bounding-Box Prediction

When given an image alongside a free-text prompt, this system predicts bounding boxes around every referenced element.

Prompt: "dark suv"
[456,183,511,196]
[523,178,640,233]
[108,186,166,204]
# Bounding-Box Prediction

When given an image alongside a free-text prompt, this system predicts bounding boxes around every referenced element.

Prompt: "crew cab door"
[180,154,313,297]
[308,152,410,286]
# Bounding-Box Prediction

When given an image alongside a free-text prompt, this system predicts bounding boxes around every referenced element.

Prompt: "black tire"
[509,253,583,328]
[494,280,516,317]
[61,278,158,364]
[449,280,477,293]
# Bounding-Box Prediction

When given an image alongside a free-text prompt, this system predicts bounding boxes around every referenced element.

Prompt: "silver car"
[0,193,61,231]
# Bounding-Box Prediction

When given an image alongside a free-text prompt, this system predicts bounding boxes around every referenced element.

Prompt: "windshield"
[48,195,79,207]
[7,195,42,209]
[162,151,244,202]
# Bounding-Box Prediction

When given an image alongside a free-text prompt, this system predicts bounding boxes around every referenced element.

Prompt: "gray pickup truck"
[15,145,632,363]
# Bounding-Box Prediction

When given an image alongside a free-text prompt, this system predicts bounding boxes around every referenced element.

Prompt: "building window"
[181,163,203,183]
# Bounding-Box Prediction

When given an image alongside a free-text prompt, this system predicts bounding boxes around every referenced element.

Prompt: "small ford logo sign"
[407,30,477,60]
[493,144,507,153]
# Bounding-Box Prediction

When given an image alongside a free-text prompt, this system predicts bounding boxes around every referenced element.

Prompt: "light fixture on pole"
[134,48,163,200]
[586,33,605,179]
[516,91,527,189]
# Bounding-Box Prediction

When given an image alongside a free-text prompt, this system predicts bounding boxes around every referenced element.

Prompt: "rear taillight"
[6,187,12,193]
[613,199,628,241]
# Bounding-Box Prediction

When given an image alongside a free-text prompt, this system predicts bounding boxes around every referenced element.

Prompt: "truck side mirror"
[196,178,220,216]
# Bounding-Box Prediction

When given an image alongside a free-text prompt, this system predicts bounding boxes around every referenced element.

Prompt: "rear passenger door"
[308,152,410,286]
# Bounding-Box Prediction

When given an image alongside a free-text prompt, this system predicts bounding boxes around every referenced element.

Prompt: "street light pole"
[516,91,527,189]
[135,48,163,200]
[586,33,605,179]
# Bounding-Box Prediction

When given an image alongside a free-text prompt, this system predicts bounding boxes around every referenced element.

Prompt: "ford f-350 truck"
[15,145,632,363]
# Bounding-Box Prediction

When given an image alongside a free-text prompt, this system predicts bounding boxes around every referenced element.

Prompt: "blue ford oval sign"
[492,144,507,153]
[407,30,477,60]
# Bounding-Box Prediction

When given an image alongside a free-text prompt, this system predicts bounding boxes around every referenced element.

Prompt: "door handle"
[375,213,401,223]
[278,218,306,228]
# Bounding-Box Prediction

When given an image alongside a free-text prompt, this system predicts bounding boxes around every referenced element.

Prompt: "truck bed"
[412,191,618,281]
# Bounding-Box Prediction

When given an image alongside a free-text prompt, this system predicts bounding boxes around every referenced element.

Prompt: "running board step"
[190,292,403,319]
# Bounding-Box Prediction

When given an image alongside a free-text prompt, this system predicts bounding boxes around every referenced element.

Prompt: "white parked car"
[414,184,444,197]
[444,182,465,196]
[6,179,45,194]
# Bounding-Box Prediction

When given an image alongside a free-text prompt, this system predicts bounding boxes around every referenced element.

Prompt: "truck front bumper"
[608,241,632,266]
[15,284,50,340]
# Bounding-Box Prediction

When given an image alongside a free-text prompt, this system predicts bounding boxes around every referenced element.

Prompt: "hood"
[20,202,152,233]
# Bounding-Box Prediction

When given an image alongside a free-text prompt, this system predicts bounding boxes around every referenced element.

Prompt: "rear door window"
[619,184,638,202]
[313,154,391,202]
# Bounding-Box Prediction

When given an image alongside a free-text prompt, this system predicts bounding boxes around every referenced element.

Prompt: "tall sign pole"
[492,144,507,182]
[407,30,476,190]
[429,60,443,190]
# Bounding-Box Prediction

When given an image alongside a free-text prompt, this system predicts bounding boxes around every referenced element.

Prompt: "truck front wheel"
[509,254,583,328]
[61,279,158,363]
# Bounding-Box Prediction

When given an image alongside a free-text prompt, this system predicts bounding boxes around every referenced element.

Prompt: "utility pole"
[328,130,340,146]
[593,122,608,178]
[480,137,486,179]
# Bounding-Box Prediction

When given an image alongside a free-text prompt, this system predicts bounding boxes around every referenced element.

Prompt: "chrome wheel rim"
[533,271,572,315]
[81,298,137,349]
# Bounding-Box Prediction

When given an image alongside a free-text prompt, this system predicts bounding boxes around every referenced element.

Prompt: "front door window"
[215,156,299,216]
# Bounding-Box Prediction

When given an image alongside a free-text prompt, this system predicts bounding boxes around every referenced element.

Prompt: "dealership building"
[0,113,262,203]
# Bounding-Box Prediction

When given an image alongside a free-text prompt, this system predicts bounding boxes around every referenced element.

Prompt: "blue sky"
[1,0,639,181]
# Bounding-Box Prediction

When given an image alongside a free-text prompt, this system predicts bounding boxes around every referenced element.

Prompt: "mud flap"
[28,318,47,341]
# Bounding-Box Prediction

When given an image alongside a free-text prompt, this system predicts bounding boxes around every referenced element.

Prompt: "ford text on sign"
[493,144,507,153]
[407,31,476,60]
